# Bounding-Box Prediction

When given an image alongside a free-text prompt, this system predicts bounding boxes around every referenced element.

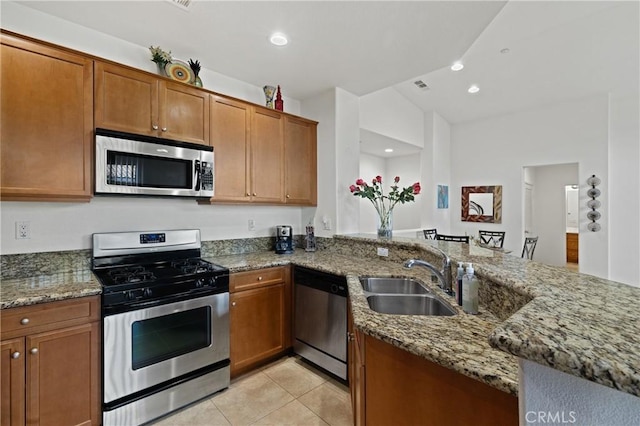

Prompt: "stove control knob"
[144,288,153,297]
[196,278,205,288]
[125,291,134,301]
[207,277,216,287]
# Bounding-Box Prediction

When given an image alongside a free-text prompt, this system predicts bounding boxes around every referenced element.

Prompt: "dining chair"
[423,229,437,240]
[521,236,539,260]
[478,230,506,248]
[435,234,469,243]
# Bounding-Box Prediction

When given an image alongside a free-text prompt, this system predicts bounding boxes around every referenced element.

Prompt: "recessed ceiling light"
[451,62,464,71]
[270,33,288,46]
[385,148,394,153]
[468,85,480,94]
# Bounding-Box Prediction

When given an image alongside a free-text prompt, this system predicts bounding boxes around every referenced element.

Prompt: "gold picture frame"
[461,185,502,223]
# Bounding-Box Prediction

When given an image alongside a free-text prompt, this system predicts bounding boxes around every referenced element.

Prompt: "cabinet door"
[160,81,210,145]
[94,61,158,137]
[284,116,317,205]
[1,34,93,201]
[209,95,251,201]
[250,107,284,203]
[26,322,99,426]
[230,283,286,377]
[1,338,25,426]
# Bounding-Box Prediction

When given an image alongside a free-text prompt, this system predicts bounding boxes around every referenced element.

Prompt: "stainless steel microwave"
[95,129,214,198]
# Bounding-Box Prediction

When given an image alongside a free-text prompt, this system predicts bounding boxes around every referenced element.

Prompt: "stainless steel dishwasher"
[293,266,348,380]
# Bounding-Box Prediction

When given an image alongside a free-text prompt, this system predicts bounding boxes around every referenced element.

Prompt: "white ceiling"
[13,0,640,146]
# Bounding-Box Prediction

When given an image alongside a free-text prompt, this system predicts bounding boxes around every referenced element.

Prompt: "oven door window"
[131,306,211,370]
[107,151,193,189]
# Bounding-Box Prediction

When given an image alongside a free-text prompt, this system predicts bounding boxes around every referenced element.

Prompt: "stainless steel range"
[92,229,230,426]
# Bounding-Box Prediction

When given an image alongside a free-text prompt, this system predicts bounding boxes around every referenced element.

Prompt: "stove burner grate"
[109,266,156,284]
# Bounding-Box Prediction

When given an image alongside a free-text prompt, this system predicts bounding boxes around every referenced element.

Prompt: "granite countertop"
[208,249,520,396]
[0,270,102,309]
[3,234,638,399]
[334,235,640,399]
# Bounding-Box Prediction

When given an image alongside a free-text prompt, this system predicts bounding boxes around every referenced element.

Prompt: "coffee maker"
[275,225,294,254]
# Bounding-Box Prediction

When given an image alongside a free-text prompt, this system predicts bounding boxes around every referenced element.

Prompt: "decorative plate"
[164,60,195,84]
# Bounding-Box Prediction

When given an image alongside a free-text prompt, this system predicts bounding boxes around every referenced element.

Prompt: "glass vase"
[377,210,393,239]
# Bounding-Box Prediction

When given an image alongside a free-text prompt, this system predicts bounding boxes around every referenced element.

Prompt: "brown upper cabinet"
[208,95,317,206]
[0,33,94,201]
[94,61,210,145]
[284,116,317,205]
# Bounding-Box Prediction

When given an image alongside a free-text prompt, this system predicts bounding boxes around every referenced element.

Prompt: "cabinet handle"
[246,193,250,197]
[252,192,257,196]
[231,301,236,307]
[161,127,167,132]
[11,351,20,359]
[257,276,263,281]
[286,194,290,199]
[30,348,38,355]
[347,332,355,341]
[20,318,29,325]
[152,125,159,130]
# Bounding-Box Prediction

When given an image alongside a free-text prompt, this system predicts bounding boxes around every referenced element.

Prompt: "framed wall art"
[461,185,502,223]
[437,185,449,209]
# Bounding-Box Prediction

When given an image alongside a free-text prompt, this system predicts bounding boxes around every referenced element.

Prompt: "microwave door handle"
[194,160,201,191]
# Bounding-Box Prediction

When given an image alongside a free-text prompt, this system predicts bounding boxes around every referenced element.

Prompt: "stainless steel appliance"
[92,229,229,426]
[275,225,294,254]
[95,128,214,198]
[293,266,348,379]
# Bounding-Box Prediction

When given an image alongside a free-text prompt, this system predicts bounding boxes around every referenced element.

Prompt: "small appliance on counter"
[275,225,294,254]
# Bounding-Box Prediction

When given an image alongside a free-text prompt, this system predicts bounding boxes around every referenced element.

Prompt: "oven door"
[103,292,229,403]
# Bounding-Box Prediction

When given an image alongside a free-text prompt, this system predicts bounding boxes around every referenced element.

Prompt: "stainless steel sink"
[359,277,431,294]
[366,294,456,316]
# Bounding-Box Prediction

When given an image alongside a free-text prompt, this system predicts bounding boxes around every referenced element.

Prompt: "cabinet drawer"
[230,266,288,293]
[1,296,100,339]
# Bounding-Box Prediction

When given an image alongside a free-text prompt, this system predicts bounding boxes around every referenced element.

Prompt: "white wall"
[529,164,579,267]
[335,88,361,235]
[451,95,610,280]
[608,95,640,285]
[422,111,452,234]
[359,87,424,148]
[300,90,336,237]
[0,2,306,254]
[519,359,640,426]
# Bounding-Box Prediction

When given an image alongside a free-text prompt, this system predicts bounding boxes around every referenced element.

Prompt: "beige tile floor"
[151,356,353,426]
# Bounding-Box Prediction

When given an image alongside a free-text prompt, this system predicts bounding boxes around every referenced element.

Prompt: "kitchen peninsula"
[2,234,639,425]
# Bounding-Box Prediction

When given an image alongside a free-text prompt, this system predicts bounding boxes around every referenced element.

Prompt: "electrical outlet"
[377,247,389,257]
[323,218,332,230]
[248,219,255,231]
[16,221,30,239]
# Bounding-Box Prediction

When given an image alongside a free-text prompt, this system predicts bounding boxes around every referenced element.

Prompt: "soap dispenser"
[462,263,479,314]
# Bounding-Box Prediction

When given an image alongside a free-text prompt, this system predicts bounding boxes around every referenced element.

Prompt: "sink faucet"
[404,249,453,295]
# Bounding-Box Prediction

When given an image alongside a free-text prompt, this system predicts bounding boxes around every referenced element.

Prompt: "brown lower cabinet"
[359,333,518,426]
[229,266,292,378]
[0,296,101,426]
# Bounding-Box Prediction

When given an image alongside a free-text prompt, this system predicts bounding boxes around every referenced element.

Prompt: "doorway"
[565,185,579,271]
[522,163,579,267]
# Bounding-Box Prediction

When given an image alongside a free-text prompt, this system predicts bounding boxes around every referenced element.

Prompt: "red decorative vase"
[275,85,284,111]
